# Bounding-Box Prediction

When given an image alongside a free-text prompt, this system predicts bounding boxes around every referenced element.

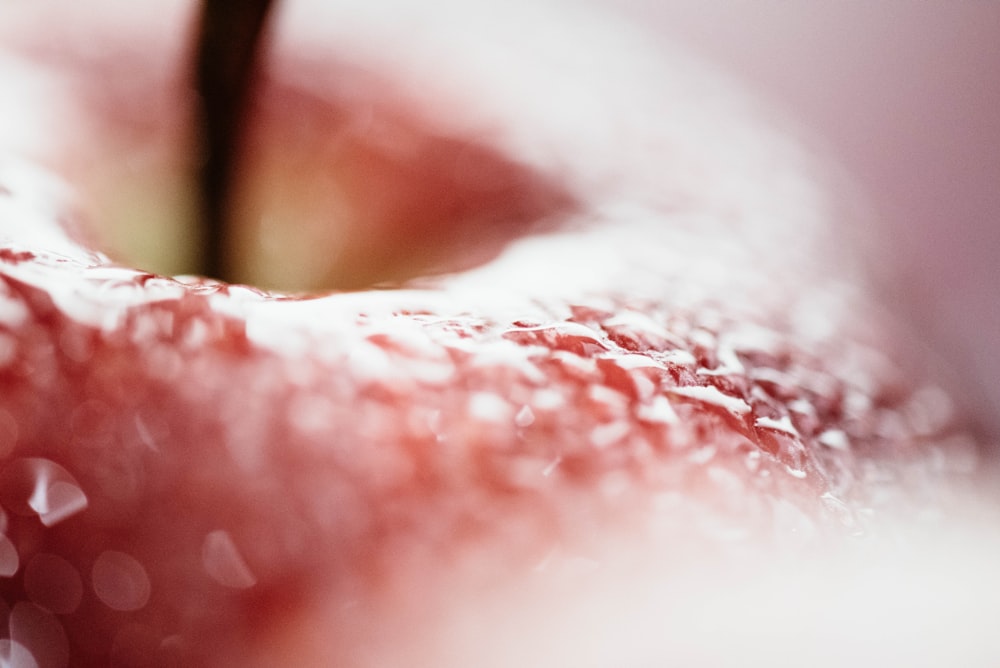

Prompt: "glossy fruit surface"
[0,1,986,665]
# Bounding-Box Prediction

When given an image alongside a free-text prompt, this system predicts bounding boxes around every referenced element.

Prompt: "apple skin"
[0,0,988,666]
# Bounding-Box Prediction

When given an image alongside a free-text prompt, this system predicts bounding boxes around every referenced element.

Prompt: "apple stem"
[194,0,276,281]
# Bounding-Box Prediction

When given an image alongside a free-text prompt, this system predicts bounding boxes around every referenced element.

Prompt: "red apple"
[0,1,991,666]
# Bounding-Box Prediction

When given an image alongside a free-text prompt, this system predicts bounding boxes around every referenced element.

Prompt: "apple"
[0,0,991,666]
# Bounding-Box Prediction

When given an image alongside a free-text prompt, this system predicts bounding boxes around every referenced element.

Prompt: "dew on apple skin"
[542,456,562,478]
[667,385,751,418]
[610,353,668,373]
[91,551,150,613]
[783,465,808,480]
[0,639,38,668]
[818,429,850,451]
[0,288,28,330]
[0,6,991,667]
[32,482,88,530]
[202,530,256,590]
[819,492,859,530]
[755,415,800,438]
[0,94,982,664]
[601,309,679,351]
[513,405,536,429]
[0,459,88,528]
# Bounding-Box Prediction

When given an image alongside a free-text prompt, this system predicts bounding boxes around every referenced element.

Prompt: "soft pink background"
[614,1,1000,438]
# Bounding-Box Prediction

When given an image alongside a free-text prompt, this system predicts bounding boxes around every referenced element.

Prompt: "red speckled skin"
[0,0,985,665]
[0,247,976,664]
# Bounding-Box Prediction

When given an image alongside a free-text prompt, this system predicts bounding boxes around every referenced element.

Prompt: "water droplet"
[817,429,849,451]
[92,551,151,612]
[0,459,88,527]
[426,409,445,442]
[9,602,68,668]
[24,554,83,615]
[542,456,562,477]
[783,465,808,480]
[612,353,667,371]
[31,482,88,528]
[202,531,256,589]
[0,639,38,668]
[0,536,18,577]
[754,415,800,437]
[819,492,857,528]
[133,413,160,451]
[0,293,28,330]
[668,385,750,417]
[514,405,536,428]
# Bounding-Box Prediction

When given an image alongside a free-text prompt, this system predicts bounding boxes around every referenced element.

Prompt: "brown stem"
[193,0,276,281]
